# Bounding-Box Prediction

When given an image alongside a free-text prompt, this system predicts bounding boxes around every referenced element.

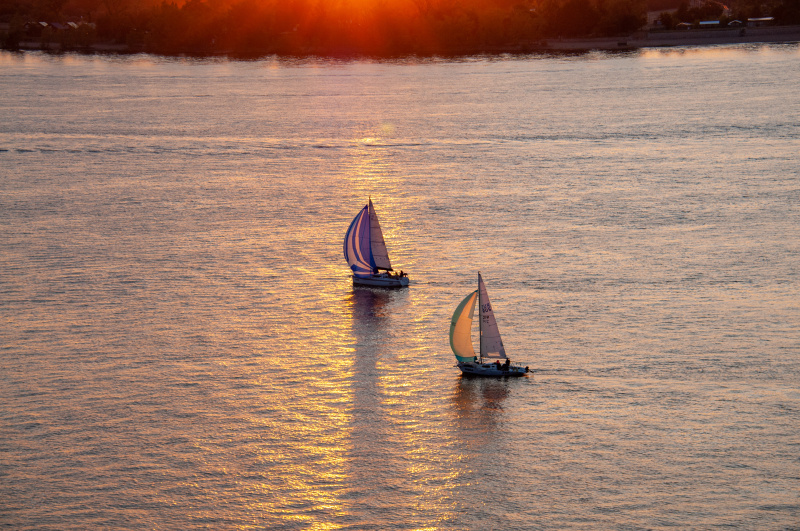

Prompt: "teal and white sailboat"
[450,273,529,376]
[344,198,409,288]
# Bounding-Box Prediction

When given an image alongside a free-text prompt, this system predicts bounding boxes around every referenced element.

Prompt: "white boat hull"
[457,361,529,377]
[352,273,409,288]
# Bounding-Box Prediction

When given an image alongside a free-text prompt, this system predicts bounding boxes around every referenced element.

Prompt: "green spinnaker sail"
[450,289,478,362]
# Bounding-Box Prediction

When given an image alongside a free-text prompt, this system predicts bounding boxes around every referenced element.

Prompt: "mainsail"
[368,199,392,271]
[478,273,507,359]
[450,290,478,363]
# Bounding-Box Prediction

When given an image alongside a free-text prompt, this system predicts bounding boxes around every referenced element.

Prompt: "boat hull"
[352,274,409,288]
[457,361,529,377]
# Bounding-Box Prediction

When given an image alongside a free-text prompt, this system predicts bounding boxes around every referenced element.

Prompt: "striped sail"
[478,273,507,359]
[343,204,375,277]
[450,290,478,362]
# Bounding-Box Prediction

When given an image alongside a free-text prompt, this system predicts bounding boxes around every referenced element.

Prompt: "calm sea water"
[1,46,799,530]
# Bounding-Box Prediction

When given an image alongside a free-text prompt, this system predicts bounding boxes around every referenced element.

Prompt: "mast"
[478,272,482,363]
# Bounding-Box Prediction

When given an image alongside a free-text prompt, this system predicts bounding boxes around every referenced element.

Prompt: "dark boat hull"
[457,361,529,377]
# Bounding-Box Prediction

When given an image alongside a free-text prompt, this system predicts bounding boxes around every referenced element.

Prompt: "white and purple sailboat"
[450,273,529,376]
[344,198,409,288]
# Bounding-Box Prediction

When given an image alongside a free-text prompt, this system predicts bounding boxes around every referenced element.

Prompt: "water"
[1,46,799,529]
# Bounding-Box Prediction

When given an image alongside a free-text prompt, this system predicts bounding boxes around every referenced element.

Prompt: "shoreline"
[8,25,800,58]
[543,25,800,51]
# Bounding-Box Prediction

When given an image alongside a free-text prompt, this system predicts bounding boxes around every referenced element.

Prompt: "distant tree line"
[0,0,647,55]
[1,0,798,55]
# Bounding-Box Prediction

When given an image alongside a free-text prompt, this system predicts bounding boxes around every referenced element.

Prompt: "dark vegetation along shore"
[1,0,799,57]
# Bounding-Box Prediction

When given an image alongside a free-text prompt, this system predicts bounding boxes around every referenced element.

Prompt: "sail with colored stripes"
[478,273,507,359]
[450,290,478,362]
[344,204,375,278]
[344,198,395,278]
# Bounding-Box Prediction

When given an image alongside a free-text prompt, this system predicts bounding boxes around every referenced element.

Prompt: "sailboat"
[450,273,529,376]
[344,198,409,288]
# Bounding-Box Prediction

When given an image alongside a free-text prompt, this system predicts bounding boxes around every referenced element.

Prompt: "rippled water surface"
[1,46,799,529]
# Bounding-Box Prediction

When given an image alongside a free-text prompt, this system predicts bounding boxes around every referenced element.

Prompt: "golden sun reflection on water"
[348,123,398,181]
[240,269,356,527]
[639,43,800,61]
[233,257,471,526]
[345,286,465,526]
[348,144,392,188]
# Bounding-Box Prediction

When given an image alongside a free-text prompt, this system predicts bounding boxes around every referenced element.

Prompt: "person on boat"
[502,358,510,370]
[399,270,404,277]
[495,360,501,369]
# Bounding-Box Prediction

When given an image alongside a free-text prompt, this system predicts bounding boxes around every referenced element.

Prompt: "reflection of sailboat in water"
[344,198,409,288]
[348,288,391,338]
[453,377,511,415]
[347,287,392,395]
[347,287,391,428]
[451,378,510,452]
[344,287,397,517]
[450,273,529,377]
